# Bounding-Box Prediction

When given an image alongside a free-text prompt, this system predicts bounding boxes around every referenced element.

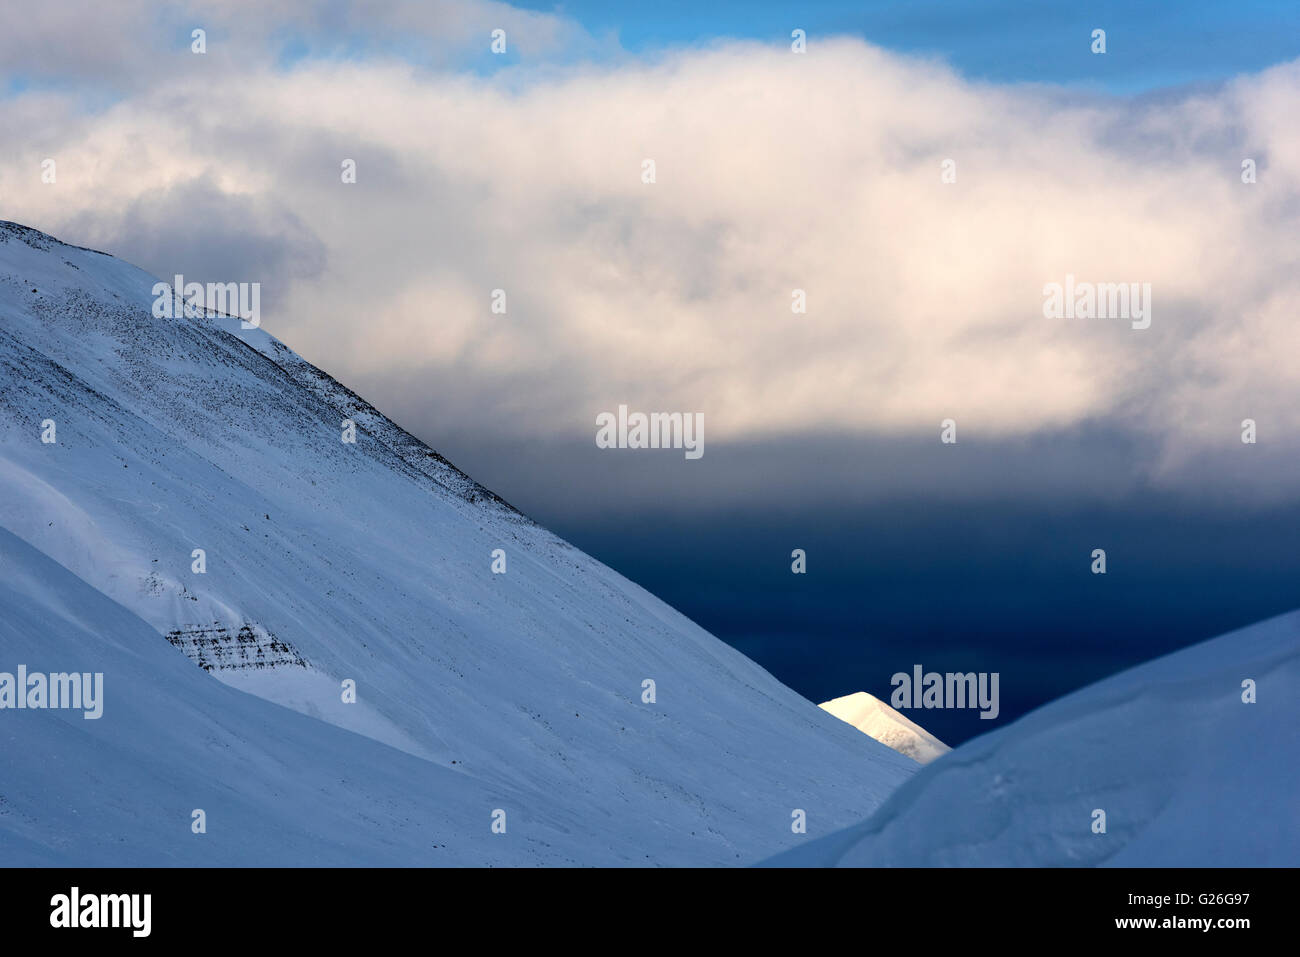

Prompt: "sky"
[2,0,1298,744]
[514,0,1300,92]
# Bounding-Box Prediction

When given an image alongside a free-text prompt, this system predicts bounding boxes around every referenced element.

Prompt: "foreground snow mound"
[0,222,916,865]
[818,692,950,764]
[769,612,1300,866]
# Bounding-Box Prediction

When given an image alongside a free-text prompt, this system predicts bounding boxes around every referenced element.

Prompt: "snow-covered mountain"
[770,611,1300,866]
[818,692,950,764]
[0,221,918,865]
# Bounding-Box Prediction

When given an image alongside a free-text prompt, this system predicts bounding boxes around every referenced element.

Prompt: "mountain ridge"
[0,220,917,865]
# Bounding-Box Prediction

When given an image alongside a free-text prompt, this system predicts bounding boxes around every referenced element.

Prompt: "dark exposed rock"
[164,621,308,672]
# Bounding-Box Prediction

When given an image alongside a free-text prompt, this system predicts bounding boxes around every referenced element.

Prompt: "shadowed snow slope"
[818,692,950,764]
[0,527,576,866]
[0,222,916,865]
[768,612,1300,866]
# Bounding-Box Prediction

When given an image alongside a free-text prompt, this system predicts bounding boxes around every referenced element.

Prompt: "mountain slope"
[0,221,916,865]
[767,611,1300,866]
[0,526,579,866]
[818,692,950,764]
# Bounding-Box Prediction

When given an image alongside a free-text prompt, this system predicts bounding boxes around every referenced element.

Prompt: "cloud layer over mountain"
[3,4,1298,494]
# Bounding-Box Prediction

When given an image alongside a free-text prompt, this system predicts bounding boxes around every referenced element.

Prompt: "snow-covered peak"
[819,691,951,764]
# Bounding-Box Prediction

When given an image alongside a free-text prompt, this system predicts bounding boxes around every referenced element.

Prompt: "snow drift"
[769,612,1300,866]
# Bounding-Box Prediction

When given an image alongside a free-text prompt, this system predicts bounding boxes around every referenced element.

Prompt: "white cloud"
[2,20,1298,489]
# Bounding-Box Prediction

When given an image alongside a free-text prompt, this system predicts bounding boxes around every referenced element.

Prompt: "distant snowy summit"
[819,691,951,764]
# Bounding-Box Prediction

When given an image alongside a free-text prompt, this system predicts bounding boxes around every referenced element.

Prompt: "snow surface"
[770,612,1300,866]
[818,692,950,764]
[0,222,917,865]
